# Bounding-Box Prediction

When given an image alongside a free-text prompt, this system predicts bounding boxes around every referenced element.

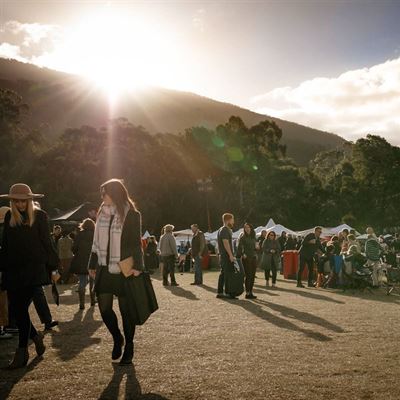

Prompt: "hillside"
[0,58,345,164]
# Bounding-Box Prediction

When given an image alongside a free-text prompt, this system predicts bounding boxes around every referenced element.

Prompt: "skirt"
[95,266,126,297]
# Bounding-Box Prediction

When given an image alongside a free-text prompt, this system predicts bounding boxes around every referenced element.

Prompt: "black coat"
[0,209,59,290]
[88,208,144,273]
[70,228,94,275]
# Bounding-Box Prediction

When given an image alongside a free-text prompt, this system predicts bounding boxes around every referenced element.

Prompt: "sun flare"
[49,9,183,96]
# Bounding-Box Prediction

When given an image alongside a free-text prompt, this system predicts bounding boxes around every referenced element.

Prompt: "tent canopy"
[265,218,276,229]
[142,230,151,240]
[52,202,96,222]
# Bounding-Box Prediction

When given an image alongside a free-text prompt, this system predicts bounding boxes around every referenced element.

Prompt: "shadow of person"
[0,356,43,399]
[253,298,345,333]
[197,284,217,294]
[229,299,332,342]
[50,307,102,361]
[99,364,170,400]
[164,286,199,301]
[253,284,345,304]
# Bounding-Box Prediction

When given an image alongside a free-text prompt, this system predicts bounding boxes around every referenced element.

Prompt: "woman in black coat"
[0,184,59,369]
[145,236,159,273]
[70,218,95,310]
[88,179,144,366]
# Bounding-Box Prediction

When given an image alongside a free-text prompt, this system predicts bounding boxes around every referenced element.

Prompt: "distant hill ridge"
[0,58,345,165]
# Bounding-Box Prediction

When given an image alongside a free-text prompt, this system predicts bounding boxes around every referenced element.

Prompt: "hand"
[243,254,247,259]
[270,249,275,254]
[127,269,142,277]
[310,239,316,244]
[88,269,96,279]
[229,255,235,263]
[51,272,60,283]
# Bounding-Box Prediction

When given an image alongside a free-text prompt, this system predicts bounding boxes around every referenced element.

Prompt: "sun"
[51,9,183,96]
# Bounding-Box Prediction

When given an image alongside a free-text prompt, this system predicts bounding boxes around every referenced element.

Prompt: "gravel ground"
[1,270,400,400]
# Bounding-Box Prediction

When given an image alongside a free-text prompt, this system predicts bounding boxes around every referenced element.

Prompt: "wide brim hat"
[0,183,44,200]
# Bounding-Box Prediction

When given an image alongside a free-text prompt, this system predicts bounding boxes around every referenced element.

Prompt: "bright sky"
[1,0,400,144]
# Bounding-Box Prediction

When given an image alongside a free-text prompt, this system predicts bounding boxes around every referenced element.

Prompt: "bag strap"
[106,215,115,267]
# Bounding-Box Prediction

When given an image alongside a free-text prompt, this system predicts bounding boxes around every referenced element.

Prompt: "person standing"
[190,224,206,285]
[217,213,235,299]
[257,230,267,267]
[261,231,281,288]
[58,231,74,284]
[297,227,323,288]
[278,231,287,252]
[159,225,179,286]
[365,228,382,287]
[70,218,95,310]
[0,184,59,369]
[88,179,144,365]
[237,223,257,299]
[145,236,159,274]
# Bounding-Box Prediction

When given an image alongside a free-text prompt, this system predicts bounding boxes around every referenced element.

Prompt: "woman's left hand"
[128,269,142,277]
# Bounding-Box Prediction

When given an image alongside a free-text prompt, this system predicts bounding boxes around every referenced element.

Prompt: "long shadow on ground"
[50,307,102,361]
[0,355,43,399]
[99,364,170,400]
[228,299,333,342]
[163,285,199,301]
[253,298,345,333]
[254,284,345,304]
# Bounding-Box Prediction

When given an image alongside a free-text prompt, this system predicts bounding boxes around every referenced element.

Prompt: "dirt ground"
[1,270,400,400]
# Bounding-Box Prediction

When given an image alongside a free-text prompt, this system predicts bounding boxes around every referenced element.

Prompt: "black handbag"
[123,271,158,325]
[224,258,245,297]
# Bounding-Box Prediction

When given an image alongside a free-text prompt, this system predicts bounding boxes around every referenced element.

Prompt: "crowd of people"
[0,181,399,370]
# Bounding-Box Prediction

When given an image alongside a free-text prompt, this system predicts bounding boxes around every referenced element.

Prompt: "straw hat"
[0,206,10,224]
[0,183,44,200]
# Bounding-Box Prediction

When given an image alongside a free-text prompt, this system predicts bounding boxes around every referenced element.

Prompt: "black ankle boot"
[112,334,124,360]
[119,342,134,365]
[32,332,46,356]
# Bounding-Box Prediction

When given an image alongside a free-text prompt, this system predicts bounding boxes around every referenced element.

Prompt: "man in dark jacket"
[297,227,324,288]
[190,224,206,285]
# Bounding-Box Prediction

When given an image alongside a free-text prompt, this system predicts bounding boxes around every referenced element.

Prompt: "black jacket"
[88,208,144,271]
[0,209,59,290]
[70,228,94,275]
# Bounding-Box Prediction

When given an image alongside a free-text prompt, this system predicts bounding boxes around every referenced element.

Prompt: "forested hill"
[0,58,345,165]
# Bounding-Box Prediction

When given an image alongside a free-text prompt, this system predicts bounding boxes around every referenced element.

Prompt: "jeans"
[162,255,177,284]
[217,258,230,294]
[193,255,203,284]
[242,256,257,292]
[8,286,39,347]
[265,257,278,284]
[297,255,314,285]
[32,285,53,325]
[97,293,136,344]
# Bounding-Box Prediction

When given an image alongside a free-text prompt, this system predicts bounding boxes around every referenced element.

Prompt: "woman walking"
[70,218,96,310]
[145,236,159,274]
[237,223,257,299]
[261,231,281,288]
[88,179,144,365]
[0,184,59,369]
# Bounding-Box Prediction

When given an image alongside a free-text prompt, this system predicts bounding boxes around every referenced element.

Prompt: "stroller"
[382,265,400,295]
[342,252,374,292]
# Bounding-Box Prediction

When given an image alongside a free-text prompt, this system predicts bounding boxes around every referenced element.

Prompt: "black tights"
[8,287,39,348]
[97,293,136,344]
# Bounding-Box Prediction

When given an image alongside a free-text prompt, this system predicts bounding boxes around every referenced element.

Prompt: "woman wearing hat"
[88,179,144,365]
[0,183,59,369]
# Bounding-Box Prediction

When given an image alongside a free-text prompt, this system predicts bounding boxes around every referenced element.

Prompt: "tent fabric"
[174,229,193,237]
[51,202,95,222]
[142,231,151,240]
[265,218,276,229]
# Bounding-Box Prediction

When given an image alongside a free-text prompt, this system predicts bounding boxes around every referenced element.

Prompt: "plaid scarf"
[92,204,128,274]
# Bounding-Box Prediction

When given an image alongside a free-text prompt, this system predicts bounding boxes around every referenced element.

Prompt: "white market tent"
[266,224,297,236]
[142,230,151,240]
[265,218,276,229]
[297,224,360,238]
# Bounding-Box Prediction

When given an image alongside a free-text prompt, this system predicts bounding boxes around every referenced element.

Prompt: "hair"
[243,223,255,239]
[314,226,323,232]
[266,231,276,240]
[79,218,95,231]
[10,199,36,227]
[163,224,174,233]
[53,225,61,232]
[191,224,199,229]
[348,234,356,241]
[342,228,349,234]
[222,213,234,223]
[100,179,137,221]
